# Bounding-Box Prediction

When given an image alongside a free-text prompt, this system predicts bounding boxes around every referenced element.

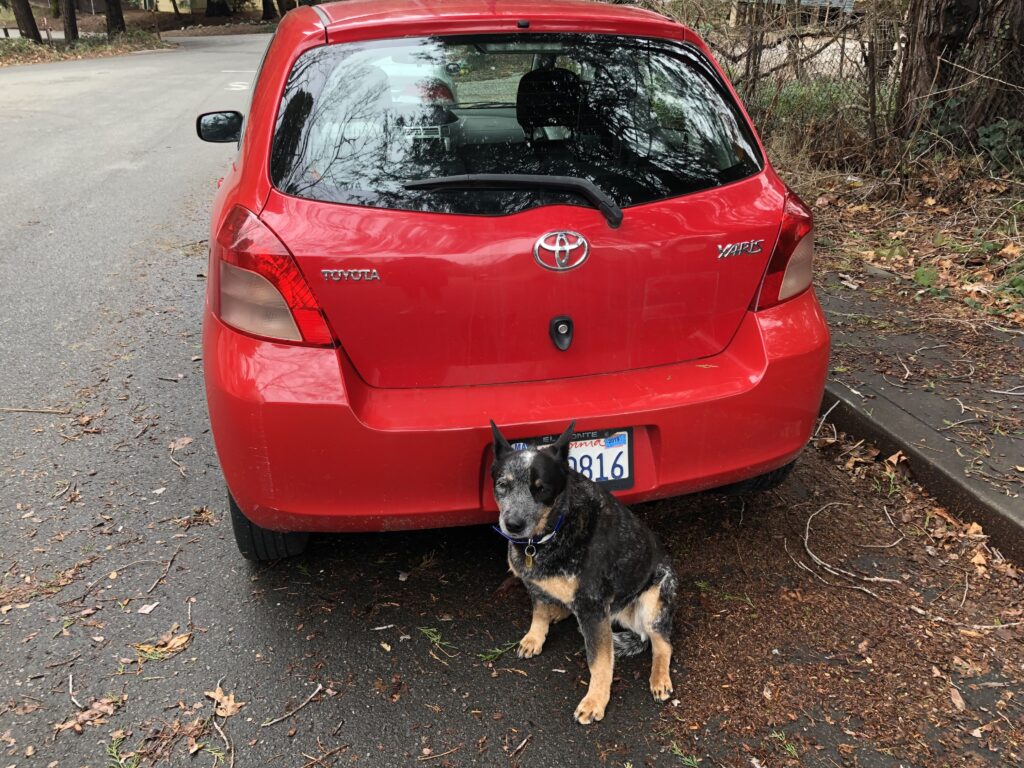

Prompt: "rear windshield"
[270,33,762,216]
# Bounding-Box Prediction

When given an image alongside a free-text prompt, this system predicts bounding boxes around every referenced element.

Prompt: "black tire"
[713,460,796,496]
[228,492,309,561]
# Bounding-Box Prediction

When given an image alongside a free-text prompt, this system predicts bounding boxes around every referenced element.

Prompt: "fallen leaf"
[204,686,245,717]
[137,603,159,615]
[950,687,966,712]
[134,626,191,661]
[168,437,193,452]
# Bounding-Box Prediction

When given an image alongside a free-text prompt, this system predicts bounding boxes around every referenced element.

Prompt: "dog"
[490,420,678,724]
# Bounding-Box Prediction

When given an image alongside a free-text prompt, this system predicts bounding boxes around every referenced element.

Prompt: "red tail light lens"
[754,192,814,311]
[419,80,455,103]
[210,206,333,346]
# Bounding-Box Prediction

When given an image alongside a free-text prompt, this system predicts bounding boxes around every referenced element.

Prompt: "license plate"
[513,428,634,491]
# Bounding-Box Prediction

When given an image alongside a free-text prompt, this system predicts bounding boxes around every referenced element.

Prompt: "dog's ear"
[548,420,576,464]
[490,419,513,462]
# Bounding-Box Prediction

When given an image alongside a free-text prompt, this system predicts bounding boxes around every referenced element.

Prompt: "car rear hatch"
[260,31,783,388]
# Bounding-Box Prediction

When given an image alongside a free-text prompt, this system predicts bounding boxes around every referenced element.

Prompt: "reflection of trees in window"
[270,35,762,215]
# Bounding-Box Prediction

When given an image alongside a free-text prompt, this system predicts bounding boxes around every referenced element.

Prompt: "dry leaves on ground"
[133,624,191,662]
[204,686,245,717]
[53,695,125,736]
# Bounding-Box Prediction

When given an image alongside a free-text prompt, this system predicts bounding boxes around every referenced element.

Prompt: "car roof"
[315,0,690,40]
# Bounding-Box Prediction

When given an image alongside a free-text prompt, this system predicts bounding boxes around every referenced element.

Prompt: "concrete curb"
[821,380,1024,562]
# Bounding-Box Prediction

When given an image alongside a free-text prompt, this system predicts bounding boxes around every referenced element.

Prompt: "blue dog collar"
[492,514,565,547]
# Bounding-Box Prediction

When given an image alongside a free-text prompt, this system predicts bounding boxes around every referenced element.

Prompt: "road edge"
[821,381,1024,562]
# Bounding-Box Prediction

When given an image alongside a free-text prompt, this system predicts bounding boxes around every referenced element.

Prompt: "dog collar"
[491,514,565,548]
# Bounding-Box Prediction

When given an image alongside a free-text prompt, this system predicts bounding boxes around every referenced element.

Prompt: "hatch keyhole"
[550,315,573,351]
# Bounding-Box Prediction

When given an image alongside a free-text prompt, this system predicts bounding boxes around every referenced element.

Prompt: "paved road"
[2,36,1021,768]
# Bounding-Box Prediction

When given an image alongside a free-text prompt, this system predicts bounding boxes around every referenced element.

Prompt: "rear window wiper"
[404,174,623,228]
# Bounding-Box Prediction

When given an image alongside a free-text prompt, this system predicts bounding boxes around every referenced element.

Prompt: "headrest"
[516,67,582,137]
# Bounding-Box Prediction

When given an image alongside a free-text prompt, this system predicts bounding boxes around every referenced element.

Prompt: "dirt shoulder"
[0,32,174,68]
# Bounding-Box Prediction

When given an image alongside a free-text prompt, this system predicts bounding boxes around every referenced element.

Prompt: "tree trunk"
[105,0,126,35]
[960,0,1024,135]
[206,0,232,17]
[261,0,278,21]
[896,0,1024,140]
[12,0,43,43]
[169,0,183,22]
[60,0,78,43]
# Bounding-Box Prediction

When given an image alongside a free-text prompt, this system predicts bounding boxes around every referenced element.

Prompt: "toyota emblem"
[533,231,589,272]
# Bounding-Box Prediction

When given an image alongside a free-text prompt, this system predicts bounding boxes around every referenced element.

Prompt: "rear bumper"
[203,289,829,532]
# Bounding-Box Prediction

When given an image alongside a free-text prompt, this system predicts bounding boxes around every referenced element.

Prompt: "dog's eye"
[495,480,509,493]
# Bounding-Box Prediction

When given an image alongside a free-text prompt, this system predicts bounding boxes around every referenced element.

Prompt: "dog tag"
[524,544,537,569]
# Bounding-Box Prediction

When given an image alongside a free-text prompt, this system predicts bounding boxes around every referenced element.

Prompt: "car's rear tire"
[713,460,796,495]
[228,492,309,560]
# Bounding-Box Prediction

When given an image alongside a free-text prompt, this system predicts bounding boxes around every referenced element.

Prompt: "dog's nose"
[505,518,528,536]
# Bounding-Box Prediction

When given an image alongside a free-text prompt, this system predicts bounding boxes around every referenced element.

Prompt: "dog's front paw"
[649,672,673,702]
[517,633,544,658]
[574,694,608,725]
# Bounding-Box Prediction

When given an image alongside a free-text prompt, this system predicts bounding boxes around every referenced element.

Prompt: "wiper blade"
[454,101,515,108]
[404,173,623,228]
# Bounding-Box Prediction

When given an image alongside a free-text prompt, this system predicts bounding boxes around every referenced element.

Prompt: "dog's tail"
[612,629,649,658]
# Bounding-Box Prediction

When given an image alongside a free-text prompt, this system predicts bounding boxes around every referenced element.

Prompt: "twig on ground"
[168,452,186,478]
[62,559,161,606]
[815,399,840,437]
[789,517,1024,633]
[261,683,324,728]
[417,746,462,761]
[958,571,969,612]
[68,674,84,710]
[0,406,71,414]
[301,744,348,768]
[509,734,532,759]
[46,652,81,669]
[146,546,182,595]
[938,418,984,431]
[212,716,234,768]
[804,503,902,586]
[895,353,912,381]
[988,386,1024,396]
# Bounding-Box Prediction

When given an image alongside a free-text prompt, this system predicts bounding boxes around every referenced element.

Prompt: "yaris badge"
[716,239,764,259]
[534,231,589,271]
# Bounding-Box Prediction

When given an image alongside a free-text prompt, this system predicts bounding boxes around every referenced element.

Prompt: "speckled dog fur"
[490,420,678,725]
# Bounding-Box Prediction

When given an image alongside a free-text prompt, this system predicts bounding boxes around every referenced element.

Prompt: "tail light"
[416,80,455,103]
[210,206,333,346]
[754,192,814,310]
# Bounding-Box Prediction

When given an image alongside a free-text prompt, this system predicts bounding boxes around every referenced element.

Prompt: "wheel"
[713,460,796,496]
[228,491,309,561]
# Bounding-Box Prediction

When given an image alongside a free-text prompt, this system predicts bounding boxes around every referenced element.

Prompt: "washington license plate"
[514,428,634,491]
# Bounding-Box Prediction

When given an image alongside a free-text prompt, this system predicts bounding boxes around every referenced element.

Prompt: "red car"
[197,0,829,560]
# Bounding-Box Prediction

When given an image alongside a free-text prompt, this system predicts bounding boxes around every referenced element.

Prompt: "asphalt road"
[2,36,1021,768]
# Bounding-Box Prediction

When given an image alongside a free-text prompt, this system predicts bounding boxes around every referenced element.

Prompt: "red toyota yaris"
[197,0,829,560]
